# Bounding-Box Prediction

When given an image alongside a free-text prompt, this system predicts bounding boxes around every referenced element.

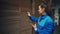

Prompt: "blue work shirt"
[29,14,56,34]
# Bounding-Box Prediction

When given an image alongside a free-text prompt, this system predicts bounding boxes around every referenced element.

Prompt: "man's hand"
[27,12,31,16]
[30,23,37,30]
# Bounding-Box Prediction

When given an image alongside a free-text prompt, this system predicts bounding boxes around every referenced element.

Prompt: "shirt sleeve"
[29,16,38,22]
[34,28,40,33]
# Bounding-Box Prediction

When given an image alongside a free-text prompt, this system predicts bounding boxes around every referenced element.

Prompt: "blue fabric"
[29,16,38,22]
[29,14,56,34]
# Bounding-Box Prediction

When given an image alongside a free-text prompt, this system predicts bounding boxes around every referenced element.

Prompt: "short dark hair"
[39,3,47,9]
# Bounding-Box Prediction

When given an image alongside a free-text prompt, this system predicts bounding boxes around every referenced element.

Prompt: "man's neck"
[42,12,46,16]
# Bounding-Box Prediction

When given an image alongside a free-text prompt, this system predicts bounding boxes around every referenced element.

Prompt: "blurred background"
[0,0,60,34]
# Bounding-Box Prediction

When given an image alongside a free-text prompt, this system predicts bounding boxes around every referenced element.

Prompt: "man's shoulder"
[46,16,53,22]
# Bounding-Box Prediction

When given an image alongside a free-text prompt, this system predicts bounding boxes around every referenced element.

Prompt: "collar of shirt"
[41,13,48,19]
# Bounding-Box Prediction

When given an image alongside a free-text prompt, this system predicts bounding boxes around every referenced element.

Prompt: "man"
[27,3,56,34]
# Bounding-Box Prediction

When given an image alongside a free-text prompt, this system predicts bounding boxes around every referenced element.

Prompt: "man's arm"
[27,12,38,22]
[30,23,39,33]
[29,16,38,22]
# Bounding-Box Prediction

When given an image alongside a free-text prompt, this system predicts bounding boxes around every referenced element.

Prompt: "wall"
[0,0,32,34]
